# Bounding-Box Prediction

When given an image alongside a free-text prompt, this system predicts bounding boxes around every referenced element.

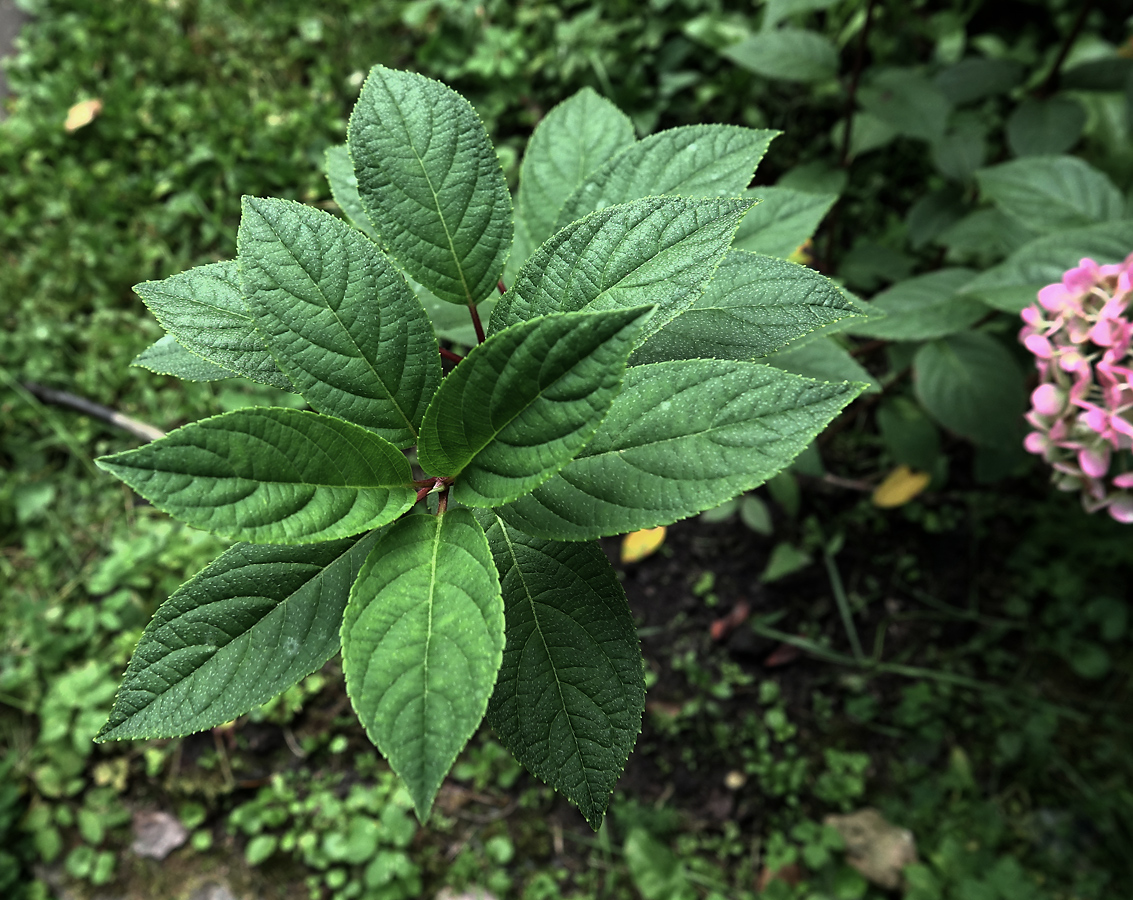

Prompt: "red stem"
[468,303,486,344]
[439,347,464,363]
[497,280,507,295]
[437,488,449,515]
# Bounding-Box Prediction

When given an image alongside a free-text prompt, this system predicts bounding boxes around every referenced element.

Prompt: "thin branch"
[22,381,165,442]
[468,303,486,344]
[837,0,878,169]
[439,347,464,363]
[1038,0,1095,97]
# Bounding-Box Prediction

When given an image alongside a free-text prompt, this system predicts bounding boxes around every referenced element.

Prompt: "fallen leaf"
[823,808,918,890]
[131,809,188,860]
[871,465,931,508]
[65,98,103,132]
[763,642,802,668]
[621,526,666,563]
[710,600,750,641]
[757,863,805,891]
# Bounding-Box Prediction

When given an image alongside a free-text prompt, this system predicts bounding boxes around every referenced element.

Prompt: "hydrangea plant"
[95,67,866,825]
[1020,253,1133,522]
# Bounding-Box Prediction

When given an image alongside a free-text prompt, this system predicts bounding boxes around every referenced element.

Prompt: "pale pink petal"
[1108,496,1133,523]
[1079,445,1111,479]
[1030,384,1065,417]
[1024,334,1053,358]
[1112,472,1133,489]
[1038,283,1072,312]
[1024,431,1049,454]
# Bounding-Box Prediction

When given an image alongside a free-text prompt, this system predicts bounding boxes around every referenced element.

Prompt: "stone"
[823,807,918,890]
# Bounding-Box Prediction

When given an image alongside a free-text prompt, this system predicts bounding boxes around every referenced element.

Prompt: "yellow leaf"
[65,98,103,132]
[620,526,666,564]
[872,465,931,508]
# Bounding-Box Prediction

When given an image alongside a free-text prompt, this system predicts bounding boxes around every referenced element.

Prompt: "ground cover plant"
[3,1,1133,898]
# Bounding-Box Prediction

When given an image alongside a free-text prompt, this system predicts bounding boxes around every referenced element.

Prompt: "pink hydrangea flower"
[1020,253,1133,522]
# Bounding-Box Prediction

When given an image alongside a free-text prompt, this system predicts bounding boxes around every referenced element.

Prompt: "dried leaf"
[871,465,931,508]
[65,98,103,131]
[620,526,666,563]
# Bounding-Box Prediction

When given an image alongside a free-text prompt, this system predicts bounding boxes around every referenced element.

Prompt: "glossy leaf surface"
[132,335,236,382]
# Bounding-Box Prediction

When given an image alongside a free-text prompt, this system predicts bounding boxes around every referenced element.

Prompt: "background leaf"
[630,250,865,364]
[554,124,777,231]
[933,57,1024,105]
[515,87,636,258]
[97,408,416,544]
[238,196,440,445]
[491,197,752,343]
[348,65,512,306]
[1005,97,1087,157]
[847,269,986,341]
[480,514,644,830]
[914,333,1025,448]
[341,511,503,820]
[496,360,862,540]
[98,533,379,741]
[133,261,292,391]
[858,69,952,144]
[418,307,650,507]
[721,28,839,83]
[325,144,381,241]
[976,156,1124,234]
[765,336,880,392]
[733,186,837,258]
[132,335,236,382]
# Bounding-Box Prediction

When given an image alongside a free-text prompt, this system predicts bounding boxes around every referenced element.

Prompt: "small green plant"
[94,66,864,826]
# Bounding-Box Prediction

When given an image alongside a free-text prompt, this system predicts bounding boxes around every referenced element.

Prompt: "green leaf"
[1060,57,1133,92]
[961,220,1133,312]
[830,112,898,160]
[733,187,837,258]
[491,197,752,344]
[133,261,292,391]
[418,308,651,507]
[416,281,496,346]
[1006,97,1087,157]
[96,408,415,544]
[554,125,777,232]
[721,28,839,83]
[97,533,379,741]
[132,335,236,382]
[630,250,865,364]
[479,513,643,830]
[348,66,512,306]
[859,69,952,144]
[931,121,987,182]
[341,510,503,820]
[933,57,1023,105]
[760,0,840,31]
[325,144,381,241]
[623,829,696,900]
[847,269,986,341]
[238,196,440,445]
[495,360,862,540]
[765,336,880,392]
[516,87,636,257]
[936,208,1035,268]
[914,333,1025,448]
[975,156,1123,234]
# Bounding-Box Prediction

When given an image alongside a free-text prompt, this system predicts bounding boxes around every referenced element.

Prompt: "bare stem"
[22,380,166,442]
[497,280,507,295]
[439,347,464,363]
[437,488,449,515]
[468,303,486,344]
[1038,0,1095,97]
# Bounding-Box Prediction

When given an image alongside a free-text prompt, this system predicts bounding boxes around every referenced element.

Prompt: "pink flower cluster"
[1020,253,1133,523]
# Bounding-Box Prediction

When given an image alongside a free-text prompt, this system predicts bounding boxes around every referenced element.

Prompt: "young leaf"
[846,268,987,341]
[133,261,292,391]
[238,196,440,445]
[341,511,504,820]
[721,28,839,83]
[975,156,1124,235]
[914,333,1025,448]
[732,187,837,259]
[496,360,863,540]
[629,250,865,364]
[516,87,636,257]
[490,197,753,343]
[554,125,777,232]
[961,220,1133,313]
[325,144,381,241]
[479,512,644,830]
[348,65,512,306]
[96,408,416,544]
[132,335,236,382]
[97,533,380,741]
[418,307,652,507]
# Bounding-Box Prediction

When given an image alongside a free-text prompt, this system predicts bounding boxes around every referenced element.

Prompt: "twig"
[468,303,486,344]
[439,347,464,363]
[1037,0,1096,97]
[22,381,165,442]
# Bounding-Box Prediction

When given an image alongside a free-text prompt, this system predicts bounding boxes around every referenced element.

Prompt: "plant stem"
[468,302,486,343]
[439,347,464,363]
[1038,0,1095,97]
[825,550,865,663]
[497,279,507,295]
[437,488,449,515]
[837,0,877,169]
